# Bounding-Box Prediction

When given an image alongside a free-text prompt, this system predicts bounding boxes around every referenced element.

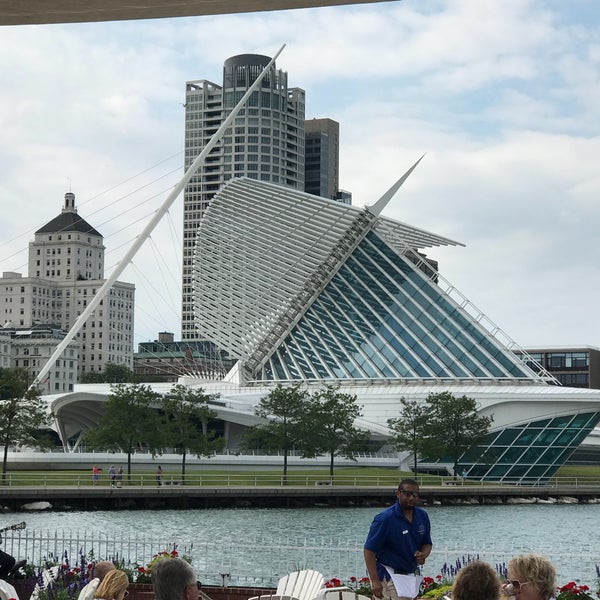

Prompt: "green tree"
[161,383,224,482]
[423,391,493,476]
[301,385,368,481]
[84,383,162,480]
[0,367,50,482]
[80,363,136,384]
[240,425,281,453]
[387,398,429,474]
[252,383,310,483]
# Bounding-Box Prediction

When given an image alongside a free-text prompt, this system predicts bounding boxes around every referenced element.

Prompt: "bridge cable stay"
[30,43,287,389]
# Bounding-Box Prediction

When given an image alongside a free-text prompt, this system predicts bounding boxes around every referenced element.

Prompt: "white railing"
[3,471,600,488]
[2,530,599,587]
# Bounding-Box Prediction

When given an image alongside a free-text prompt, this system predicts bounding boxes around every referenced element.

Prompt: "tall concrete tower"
[181,53,305,341]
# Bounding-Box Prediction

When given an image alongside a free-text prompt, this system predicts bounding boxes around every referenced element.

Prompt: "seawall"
[2,484,600,511]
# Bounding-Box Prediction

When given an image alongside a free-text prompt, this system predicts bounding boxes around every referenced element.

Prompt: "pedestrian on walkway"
[108,465,116,487]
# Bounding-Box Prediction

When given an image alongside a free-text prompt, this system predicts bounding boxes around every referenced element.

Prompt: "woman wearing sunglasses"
[505,554,556,600]
[94,569,130,600]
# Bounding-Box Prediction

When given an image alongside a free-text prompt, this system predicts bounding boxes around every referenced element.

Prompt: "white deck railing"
[2,530,599,587]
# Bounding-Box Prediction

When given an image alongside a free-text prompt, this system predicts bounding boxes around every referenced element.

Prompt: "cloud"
[1,0,599,350]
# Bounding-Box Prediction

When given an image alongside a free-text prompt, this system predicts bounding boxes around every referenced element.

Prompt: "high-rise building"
[304,118,339,200]
[182,53,306,341]
[305,118,352,204]
[0,192,135,381]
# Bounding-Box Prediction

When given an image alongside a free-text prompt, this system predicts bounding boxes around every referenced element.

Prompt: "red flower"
[138,567,146,573]
[359,578,370,584]
[350,577,357,583]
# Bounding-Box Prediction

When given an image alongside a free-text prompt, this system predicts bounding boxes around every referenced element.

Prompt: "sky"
[1,0,599,351]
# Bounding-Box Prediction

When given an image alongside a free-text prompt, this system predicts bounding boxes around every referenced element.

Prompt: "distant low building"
[0,323,79,393]
[515,346,600,389]
[133,332,234,381]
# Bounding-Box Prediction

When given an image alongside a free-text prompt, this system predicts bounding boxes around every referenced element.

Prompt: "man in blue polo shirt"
[364,478,432,600]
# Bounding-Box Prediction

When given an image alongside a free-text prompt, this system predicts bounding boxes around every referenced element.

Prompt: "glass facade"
[190,175,600,484]
[460,412,600,484]
[257,231,533,382]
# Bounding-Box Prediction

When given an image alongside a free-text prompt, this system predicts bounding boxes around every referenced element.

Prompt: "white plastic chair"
[0,579,20,600]
[248,569,348,600]
[30,566,60,600]
[277,570,325,600]
[77,577,100,600]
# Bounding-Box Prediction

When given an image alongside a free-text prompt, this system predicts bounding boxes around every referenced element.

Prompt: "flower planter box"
[200,586,276,600]
[8,580,275,600]
[124,584,276,600]
[9,578,36,600]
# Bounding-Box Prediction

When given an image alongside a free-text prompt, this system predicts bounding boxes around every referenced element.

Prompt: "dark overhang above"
[1,0,396,26]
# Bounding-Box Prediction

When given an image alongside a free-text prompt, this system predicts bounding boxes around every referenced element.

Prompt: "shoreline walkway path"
[2,482,600,510]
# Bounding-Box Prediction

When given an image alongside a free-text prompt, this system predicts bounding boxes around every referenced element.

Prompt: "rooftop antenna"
[32,44,287,389]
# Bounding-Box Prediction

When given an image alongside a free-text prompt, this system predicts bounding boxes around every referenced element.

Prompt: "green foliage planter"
[421,584,452,600]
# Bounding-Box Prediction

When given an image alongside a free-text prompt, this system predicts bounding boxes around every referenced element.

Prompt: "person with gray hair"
[152,558,199,600]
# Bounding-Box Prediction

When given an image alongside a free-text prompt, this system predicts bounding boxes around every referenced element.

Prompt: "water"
[6,504,600,587]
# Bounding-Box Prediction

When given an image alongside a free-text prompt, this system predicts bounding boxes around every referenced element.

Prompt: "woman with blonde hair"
[453,560,502,600]
[505,554,556,600]
[94,569,129,600]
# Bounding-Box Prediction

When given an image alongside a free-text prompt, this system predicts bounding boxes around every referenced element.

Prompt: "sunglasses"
[399,489,419,498]
[506,580,529,591]
[187,582,202,590]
